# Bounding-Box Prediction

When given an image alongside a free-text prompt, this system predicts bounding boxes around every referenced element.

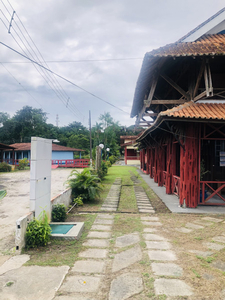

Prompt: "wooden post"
[95,146,101,171]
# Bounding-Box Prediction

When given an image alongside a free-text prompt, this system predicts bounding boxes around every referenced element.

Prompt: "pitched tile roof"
[160,101,225,120]
[9,143,84,152]
[150,34,225,57]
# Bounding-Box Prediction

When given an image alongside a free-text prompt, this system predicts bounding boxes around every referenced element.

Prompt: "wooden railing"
[52,159,89,168]
[173,175,180,196]
[199,181,225,205]
[163,171,167,187]
[126,156,140,160]
[3,158,89,168]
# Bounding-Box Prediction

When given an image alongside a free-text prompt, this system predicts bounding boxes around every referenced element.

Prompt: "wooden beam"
[160,73,190,99]
[144,73,159,107]
[194,90,207,102]
[193,60,205,98]
[151,100,186,104]
[143,112,158,117]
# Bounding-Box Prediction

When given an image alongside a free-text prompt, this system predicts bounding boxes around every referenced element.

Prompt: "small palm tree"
[67,169,102,201]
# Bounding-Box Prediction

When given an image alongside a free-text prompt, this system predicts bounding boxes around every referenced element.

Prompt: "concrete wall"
[16,187,72,254]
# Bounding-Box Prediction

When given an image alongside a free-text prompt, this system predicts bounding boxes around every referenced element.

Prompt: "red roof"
[9,143,84,152]
[150,34,225,57]
[160,101,225,120]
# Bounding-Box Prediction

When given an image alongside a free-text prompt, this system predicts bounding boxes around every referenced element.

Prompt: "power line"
[0,58,143,63]
[0,1,84,121]
[0,41,130,115]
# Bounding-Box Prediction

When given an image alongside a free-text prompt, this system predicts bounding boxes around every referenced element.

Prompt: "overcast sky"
[0,0,224,128]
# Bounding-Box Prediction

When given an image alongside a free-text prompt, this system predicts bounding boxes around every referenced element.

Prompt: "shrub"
[67,168,102,201]
[18,158,29,170]
[73,196,83,206]
[52,204,67,222]
[105,161,111,168]
[0,162,11,172]
[25,210,51,249]
[109,155,117,165]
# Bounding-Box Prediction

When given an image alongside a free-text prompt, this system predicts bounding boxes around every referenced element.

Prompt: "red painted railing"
[163,171,167,187]
[126,156,140,160]
[199,181,225,205]
[3,158,89,168]
[52,159,89,168]
[173,175,180,196]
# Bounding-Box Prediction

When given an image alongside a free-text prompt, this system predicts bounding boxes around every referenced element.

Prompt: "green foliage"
[52,204,67,222]
[18,158,29,170]
[97,161,108,179]
[25,211,51,249]
[67,169,102,201]
[109,155,117,165]
[0,190,7,200]
[73,196,83,206]
[105,161,111,168]
[0,162,11,172]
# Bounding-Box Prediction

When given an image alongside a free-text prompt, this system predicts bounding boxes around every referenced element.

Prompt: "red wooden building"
[131,9,225,207]
[120,136,140,165]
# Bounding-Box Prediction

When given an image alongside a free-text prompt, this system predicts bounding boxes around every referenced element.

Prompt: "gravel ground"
[0,168,76,253]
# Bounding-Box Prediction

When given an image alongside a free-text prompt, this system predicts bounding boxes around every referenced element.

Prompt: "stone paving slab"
[54,295,96,300]
[109,273,143,300]
[143,228,158,233]
[138,204,153,208]
[141,216,159,221]
[194,220,214,227]
[212,236,225,243]
[154,278,193,296]
[94,219,114,225]
[202,217,224,223]
[189,250,214,257]
[0,254,30,275]
[142,221,162,226]
[148,250,177,261]
[79,248,108,259]
[204,242,225,251]
[145,241,171,250]
[83,239,109,248]
[97,214,114,219]
[115,233,140,248]
[72,260,106,273]
[0,265,69,300]
[185,222,204,229]
[112,245,142,272]
[176,227,193,233]
[143,233,166,241]
[87,231,111,239]
[100,207,117,211]
[139,209,155,213]
[91,224,112,231]
[212,260,225,272]
[151,262,183,276]
[59,275,102,293]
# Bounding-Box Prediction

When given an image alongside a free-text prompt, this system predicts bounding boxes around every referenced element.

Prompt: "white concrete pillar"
[30,137,52,220]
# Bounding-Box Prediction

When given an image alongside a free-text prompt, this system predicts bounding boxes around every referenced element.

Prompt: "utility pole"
[89,110,92,167]
[56,114,59,127]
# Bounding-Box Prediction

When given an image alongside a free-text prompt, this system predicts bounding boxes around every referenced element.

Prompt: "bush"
[109,155,117,165]
[0,162,11,172]
[105,161,111,168]
[67,168,102,201]
[52,204,67,222]
[25,210,51,249]
[18,158,29,170]
[73,196,83,206]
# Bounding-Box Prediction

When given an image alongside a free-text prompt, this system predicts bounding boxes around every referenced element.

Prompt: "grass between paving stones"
[118,185,138,213]
[154,213,225,300]
[23,214,96,267]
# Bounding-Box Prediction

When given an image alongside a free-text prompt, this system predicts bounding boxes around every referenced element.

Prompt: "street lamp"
[99,144,104,158]
[106,148,110,160]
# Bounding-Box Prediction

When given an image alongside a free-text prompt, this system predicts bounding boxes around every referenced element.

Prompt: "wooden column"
[125,147,127,165]
[179,124,199,207]
[166,139,173,194]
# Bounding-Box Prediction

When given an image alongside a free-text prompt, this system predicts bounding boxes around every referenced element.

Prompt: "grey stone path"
[100,178,121,212]
[134,186,155,214]
[141,216,194,297]
[58,213,114,299]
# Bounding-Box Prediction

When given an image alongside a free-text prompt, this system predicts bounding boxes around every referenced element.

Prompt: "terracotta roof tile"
[9,143,84,152]
[149,34,225,57]
[160,102,225,120]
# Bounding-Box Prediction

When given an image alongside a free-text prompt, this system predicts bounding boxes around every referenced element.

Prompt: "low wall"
[15,187,72,254]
